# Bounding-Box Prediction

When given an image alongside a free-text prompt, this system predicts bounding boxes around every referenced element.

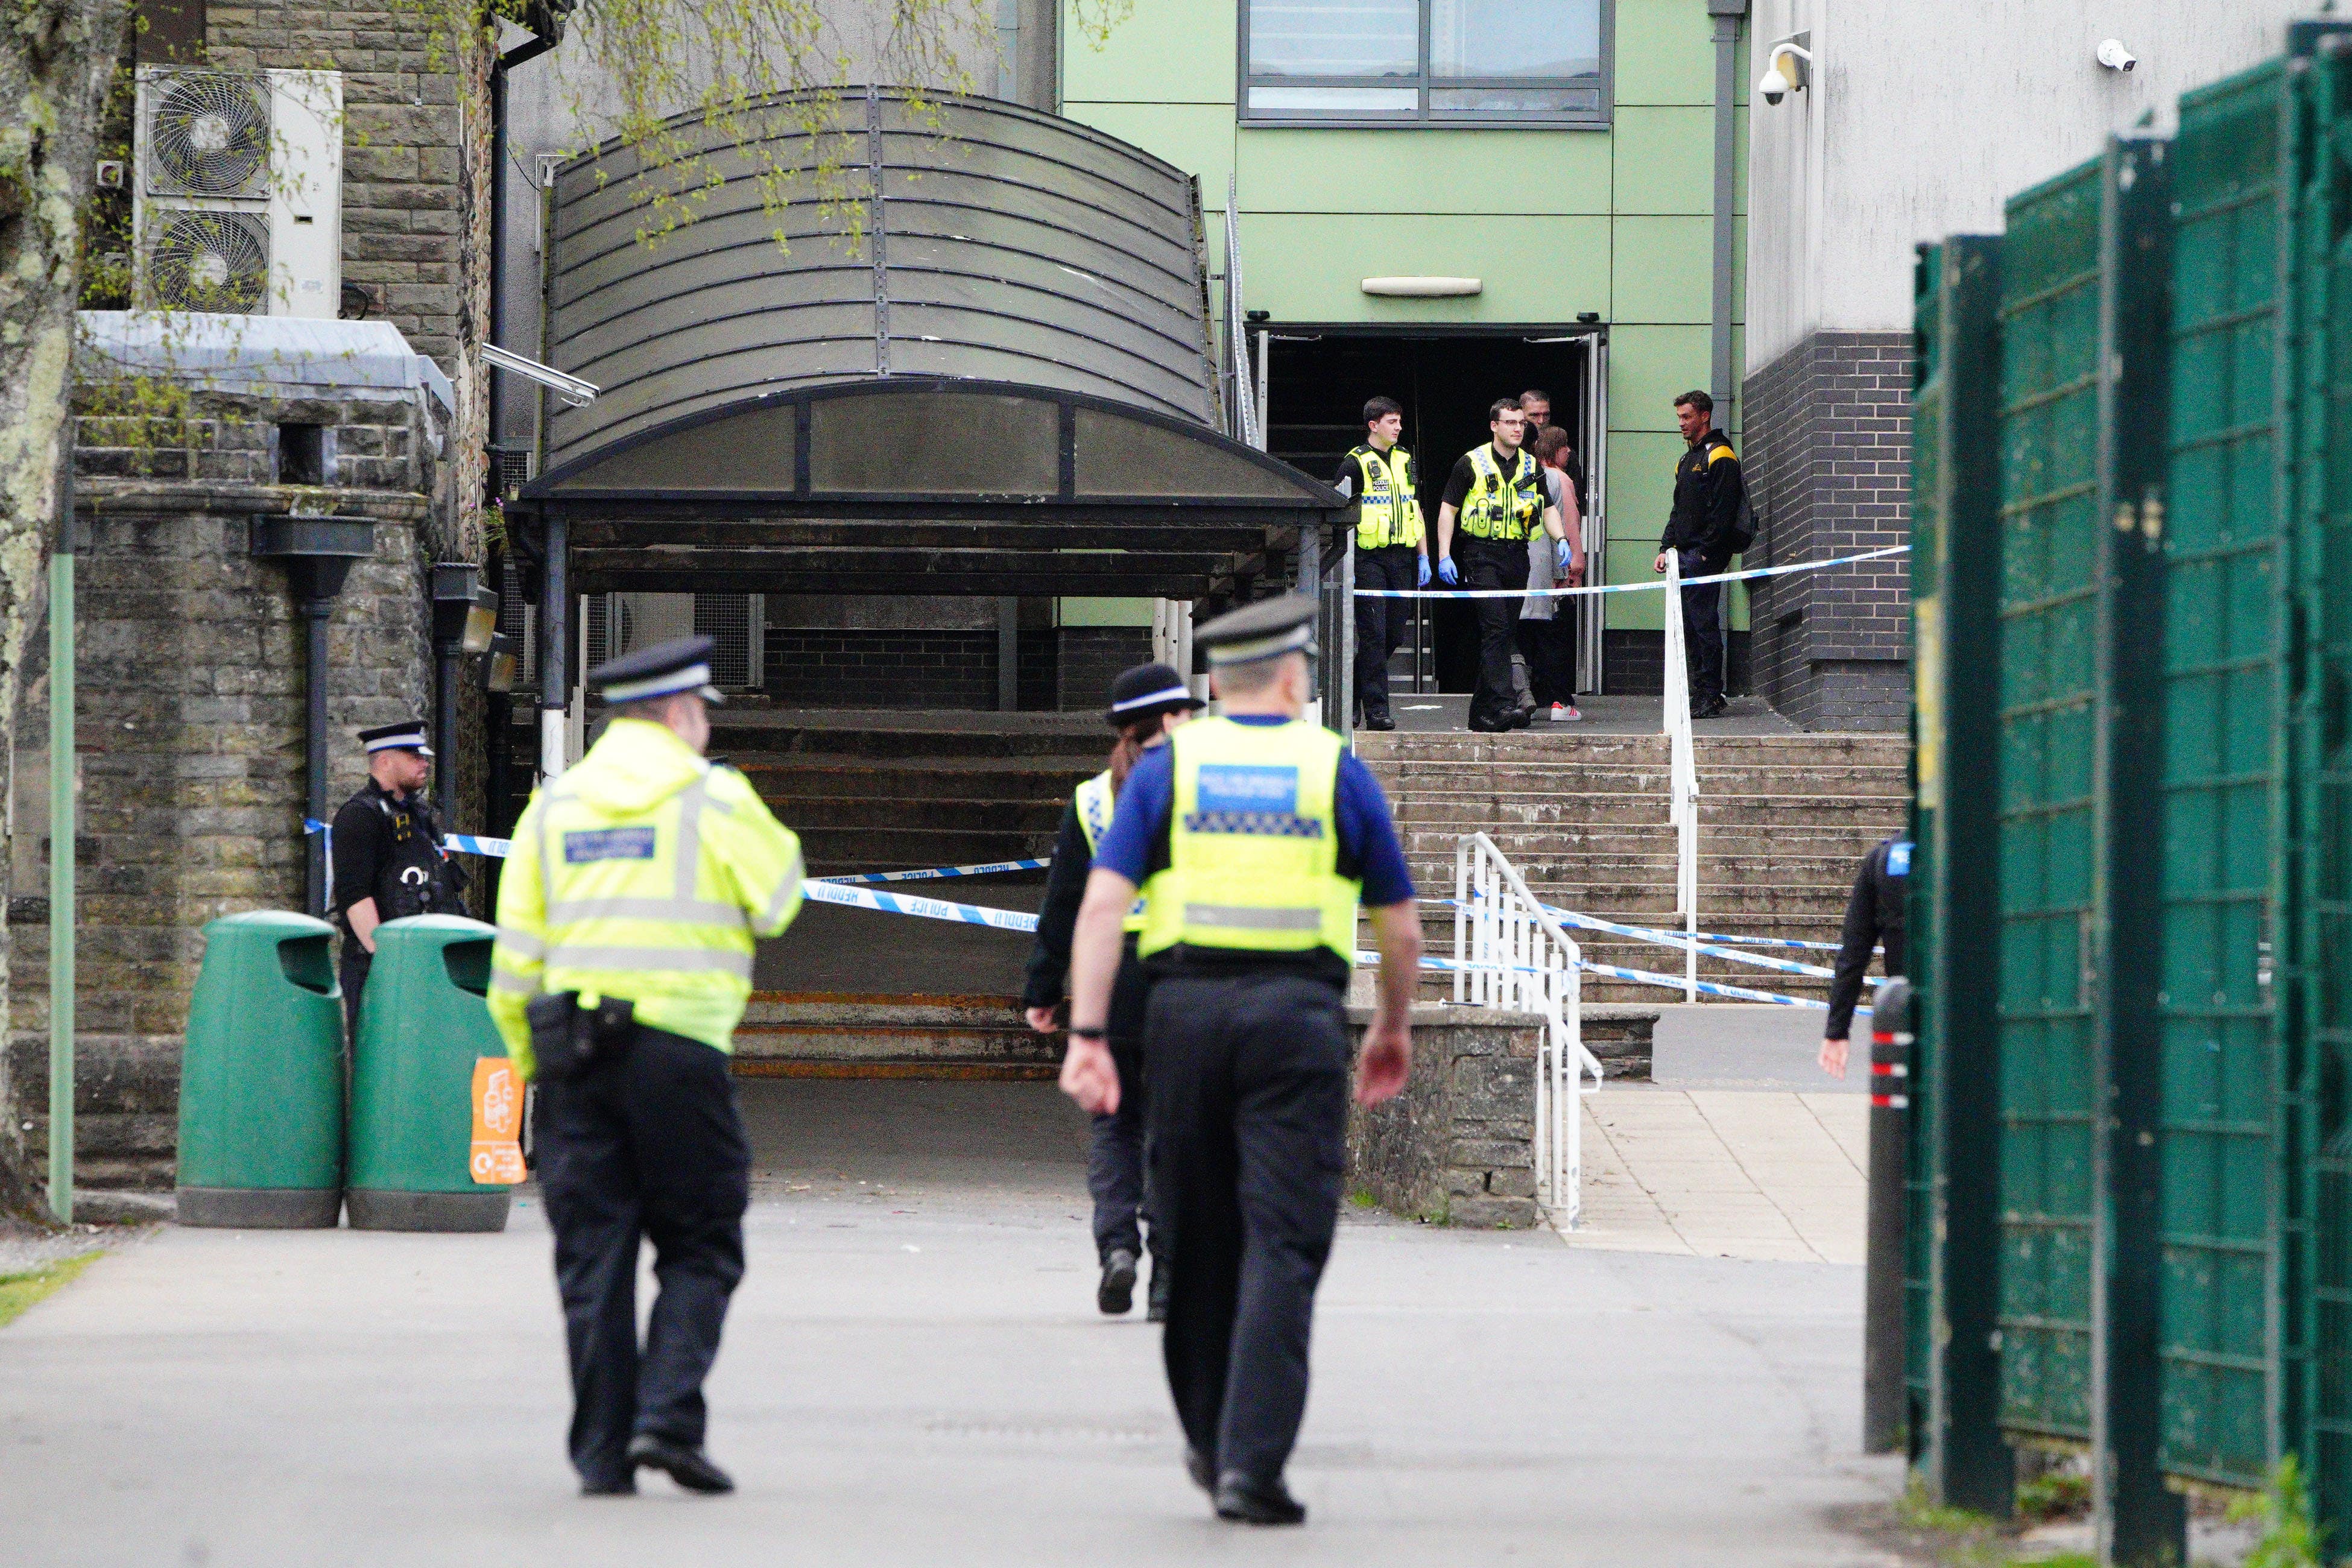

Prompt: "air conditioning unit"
[133,67,342,318]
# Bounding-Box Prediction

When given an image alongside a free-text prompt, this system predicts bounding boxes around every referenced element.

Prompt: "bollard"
[1862,976,1912,1455]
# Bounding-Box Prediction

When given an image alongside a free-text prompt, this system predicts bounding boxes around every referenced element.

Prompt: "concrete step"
[1354,733,1907,766]
[735,759,1095,800]
[710,713,1103,762]
[1371,763,1907,795]
[732,991,1058,1079]
[765,795,1067,833]
[794,827,1059,871]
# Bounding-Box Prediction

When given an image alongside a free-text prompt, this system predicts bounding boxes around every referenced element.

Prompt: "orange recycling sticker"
[470,1057,526,1186]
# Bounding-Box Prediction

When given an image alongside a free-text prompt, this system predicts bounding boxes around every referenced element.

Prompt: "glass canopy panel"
[551,403,798,491]
[808,393,1060,494]
[1072,407,1307,499]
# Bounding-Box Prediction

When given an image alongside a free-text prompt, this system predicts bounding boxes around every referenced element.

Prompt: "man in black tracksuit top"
[1818,836,1910,1079]
[1651,389,1748,718]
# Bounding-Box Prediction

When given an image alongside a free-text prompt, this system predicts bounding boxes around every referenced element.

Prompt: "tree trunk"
[0,0,128,1212]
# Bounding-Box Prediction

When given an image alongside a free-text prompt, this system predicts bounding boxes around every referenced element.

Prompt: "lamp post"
[254,514,376,916]
[430,563,500,809]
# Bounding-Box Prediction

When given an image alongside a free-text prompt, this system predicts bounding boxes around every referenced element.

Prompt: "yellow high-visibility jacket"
[488,718,804,1078]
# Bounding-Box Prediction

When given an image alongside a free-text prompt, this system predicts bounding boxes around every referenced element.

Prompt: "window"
[1242,0,1607,125]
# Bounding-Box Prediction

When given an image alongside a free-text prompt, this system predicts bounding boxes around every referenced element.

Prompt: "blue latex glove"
[1417,556,1432,587]
[1436,557,1459,586]
[1557,539,1575,574]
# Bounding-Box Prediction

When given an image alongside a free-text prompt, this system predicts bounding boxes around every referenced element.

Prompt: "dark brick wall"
[1743,330,1912,731]
[1057,628,1154,713]
[1604,630,1749,697]
[763,630,1000,709]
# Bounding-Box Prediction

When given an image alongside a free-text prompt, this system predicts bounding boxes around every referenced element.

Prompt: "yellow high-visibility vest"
[1136,716,1359,963]
[1458,444,1543,540]
[1349,443,1423,550]
[1074,769,1148,935]
[487,718,805,1078]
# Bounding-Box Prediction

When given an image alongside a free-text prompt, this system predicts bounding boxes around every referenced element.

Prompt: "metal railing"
[1660,554,1700,1001]
[1452,832,1605,1224]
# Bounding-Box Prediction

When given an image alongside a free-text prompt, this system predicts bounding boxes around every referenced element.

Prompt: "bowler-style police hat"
[589,634,727,704]
[1193,597,1318,668]
[1104,662,1206,727]
[358,719,433,756]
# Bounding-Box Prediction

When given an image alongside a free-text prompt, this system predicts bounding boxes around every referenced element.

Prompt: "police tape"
[1435,897,1879,984]
[306,818,513,860]
[1356,543,1909,599]
[817,858,1051,885]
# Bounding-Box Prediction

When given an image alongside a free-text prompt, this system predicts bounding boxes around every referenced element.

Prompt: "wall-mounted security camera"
[2097,39,2137,72]
[482,343,599,407]
[1757,33,1813,106]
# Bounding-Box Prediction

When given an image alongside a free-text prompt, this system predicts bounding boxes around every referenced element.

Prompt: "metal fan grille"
[147,72,270,198]
[148,210,270,314]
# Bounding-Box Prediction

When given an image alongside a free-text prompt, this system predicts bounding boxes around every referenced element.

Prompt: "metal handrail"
[1452,832,1605,1225]
[1661,553,1700,1001]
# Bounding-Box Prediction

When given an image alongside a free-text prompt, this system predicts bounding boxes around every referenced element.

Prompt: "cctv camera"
[2098,38,2137,72]
[1758,65,1789,106]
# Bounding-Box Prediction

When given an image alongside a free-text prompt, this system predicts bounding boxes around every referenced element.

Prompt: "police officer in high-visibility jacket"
[1024,662,1204,1320]
[1331,396,1427,732]
[487,634,805,1499]
[1060,597,1421,1527]
[1435,399,1570,733]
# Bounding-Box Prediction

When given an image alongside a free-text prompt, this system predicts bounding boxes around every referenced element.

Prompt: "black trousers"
[536,1025,751,1490]
[1351,544,1419,721]
[1145,972,1351,1484]
[1090,954,1163,1265]
[338,942,370,1046]
[1516,616,1574,708]
[1678,546,1730,706]
[1458,536,1529,724]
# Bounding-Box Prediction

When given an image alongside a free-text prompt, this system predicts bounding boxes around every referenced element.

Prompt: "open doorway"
[1257,326,1607,694]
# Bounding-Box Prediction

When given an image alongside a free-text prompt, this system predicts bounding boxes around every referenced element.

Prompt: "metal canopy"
[517,89,1339,602]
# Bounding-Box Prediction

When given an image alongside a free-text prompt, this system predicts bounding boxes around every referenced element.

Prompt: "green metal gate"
[1993,156,2105,1447]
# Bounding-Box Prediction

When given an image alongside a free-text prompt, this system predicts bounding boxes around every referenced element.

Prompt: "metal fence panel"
[2157,59,2290,1491]
[1994,156,2104,1445]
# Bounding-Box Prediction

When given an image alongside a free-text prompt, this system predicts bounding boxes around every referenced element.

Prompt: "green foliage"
[2226,1457,2324,1568]
[1898,1473,2001,1537]
[2014,1467,2091,1523]
[0,1250,98,1329]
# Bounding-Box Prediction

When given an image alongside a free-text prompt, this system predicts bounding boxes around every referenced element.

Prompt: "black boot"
[1146,1261,1171,1323]
[1097,1248,1138,1315]
[1215,1471,1307,1525]
[627,1434,734,1494]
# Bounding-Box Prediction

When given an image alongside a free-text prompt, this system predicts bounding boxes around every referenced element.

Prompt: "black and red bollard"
[1862,975,1912,1455]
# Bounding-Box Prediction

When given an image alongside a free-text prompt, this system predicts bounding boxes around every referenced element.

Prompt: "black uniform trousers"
[1678,546,1731,707]
[1457,535,1530,725]
[338,942,370,1046]
[1145,970,1351,1484]
[536,1024,751,1490]
[1351,543,1419,722]
[1090,950,1164,1266]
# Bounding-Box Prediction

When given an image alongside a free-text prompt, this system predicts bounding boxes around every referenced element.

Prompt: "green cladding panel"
[1906,241,1947,1442]
[1993,158,2104,1445]
[2157,61,2289,1491]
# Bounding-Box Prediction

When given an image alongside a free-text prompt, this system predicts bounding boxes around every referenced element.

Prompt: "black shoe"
[580,1476,637,1497]
[1694,696,1729,719]
[1146,1265,1170,1323]
[1362,711,1396,732]
[1186,1448,1216,1494]
[1098,1248,1138,1315]
[1468,713,1510,734]
[1506,707,1532,729]
[1215,1471,1307,1525]
[627,1434,735,1494]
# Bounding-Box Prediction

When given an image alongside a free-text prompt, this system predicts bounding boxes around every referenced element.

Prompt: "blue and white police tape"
[817,858,1051,885]
[1435,897,1871,981]
[1576,956,1836,1010]
[800,877,1043,934]
[445,832,511,857]
[1356,544,1910,599]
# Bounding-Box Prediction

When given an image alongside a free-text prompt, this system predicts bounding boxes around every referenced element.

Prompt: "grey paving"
[0,1081,1901,1566]
[1652,1002,1865,1093]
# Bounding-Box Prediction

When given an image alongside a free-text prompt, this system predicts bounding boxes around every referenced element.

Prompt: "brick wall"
[1603,629,1750,697]
[1056,628,1153,713]
[1742,330,1912,731]
[762,630,1001,710]
[201,0,466,368]
[4,388,440,1189]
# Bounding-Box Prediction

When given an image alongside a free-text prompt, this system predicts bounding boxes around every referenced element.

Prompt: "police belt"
[526,991,637,1082]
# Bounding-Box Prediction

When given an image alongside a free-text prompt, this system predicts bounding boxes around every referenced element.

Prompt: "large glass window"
[1242,0,1606,124]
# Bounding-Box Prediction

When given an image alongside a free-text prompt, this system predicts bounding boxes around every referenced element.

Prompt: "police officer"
[1652,389,1750,719]
[1435,399,1570,733]
[1818,835,1910,1079]
[331,719,466,1040]
[1024,662,1203,1320]
[487,636,806,1497]
[1332,396,1428,732]
[1060,597,1421,1526]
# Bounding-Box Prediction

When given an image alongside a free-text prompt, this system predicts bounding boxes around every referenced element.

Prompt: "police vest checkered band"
[1459,446,1541,539]
[1351,444,1421,549]
[1180,810,1327,837]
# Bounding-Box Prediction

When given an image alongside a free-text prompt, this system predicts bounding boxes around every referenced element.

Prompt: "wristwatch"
[1067,1025,1108,1040]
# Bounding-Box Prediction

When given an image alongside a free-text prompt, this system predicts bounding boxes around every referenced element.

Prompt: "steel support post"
[2089,136,2183,1568]
[302,594,332,917]
[1864,978,1913,1453]
[540,514,569,780]
[1706,0,1747,413]
[47,542,74,1224]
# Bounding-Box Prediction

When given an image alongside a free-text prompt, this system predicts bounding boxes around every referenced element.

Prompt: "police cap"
[1104,662,1206,726]
[589,634,727,705]
[1193,596,1318,668]
[358,719,433,756]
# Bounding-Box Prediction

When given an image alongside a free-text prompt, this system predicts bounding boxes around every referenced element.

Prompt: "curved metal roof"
[540,87,1225,474]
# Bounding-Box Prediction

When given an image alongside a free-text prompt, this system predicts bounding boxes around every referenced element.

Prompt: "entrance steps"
[732,993,1059,1080]
[1355,729,1908,1005]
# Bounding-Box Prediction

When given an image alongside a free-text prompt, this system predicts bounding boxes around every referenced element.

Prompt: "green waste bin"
[175,911,347,1228]
[346,915,517,1233]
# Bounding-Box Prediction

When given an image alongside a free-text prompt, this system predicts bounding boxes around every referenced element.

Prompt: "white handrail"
[1451,832,1605,1226]
[1660,553,1700,1002]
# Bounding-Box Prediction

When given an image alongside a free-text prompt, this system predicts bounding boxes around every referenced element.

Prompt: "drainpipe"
[490,21,561,468]
[1707,0,1748,414]
[253,515,378,914]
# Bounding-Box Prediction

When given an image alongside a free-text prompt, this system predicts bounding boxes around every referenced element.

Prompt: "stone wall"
[2,387,440,1190]
[1345,1004,1543,1229]
[1743,330,1913,731]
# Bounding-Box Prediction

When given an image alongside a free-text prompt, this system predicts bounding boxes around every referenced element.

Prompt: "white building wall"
[1747,0,2315,368]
